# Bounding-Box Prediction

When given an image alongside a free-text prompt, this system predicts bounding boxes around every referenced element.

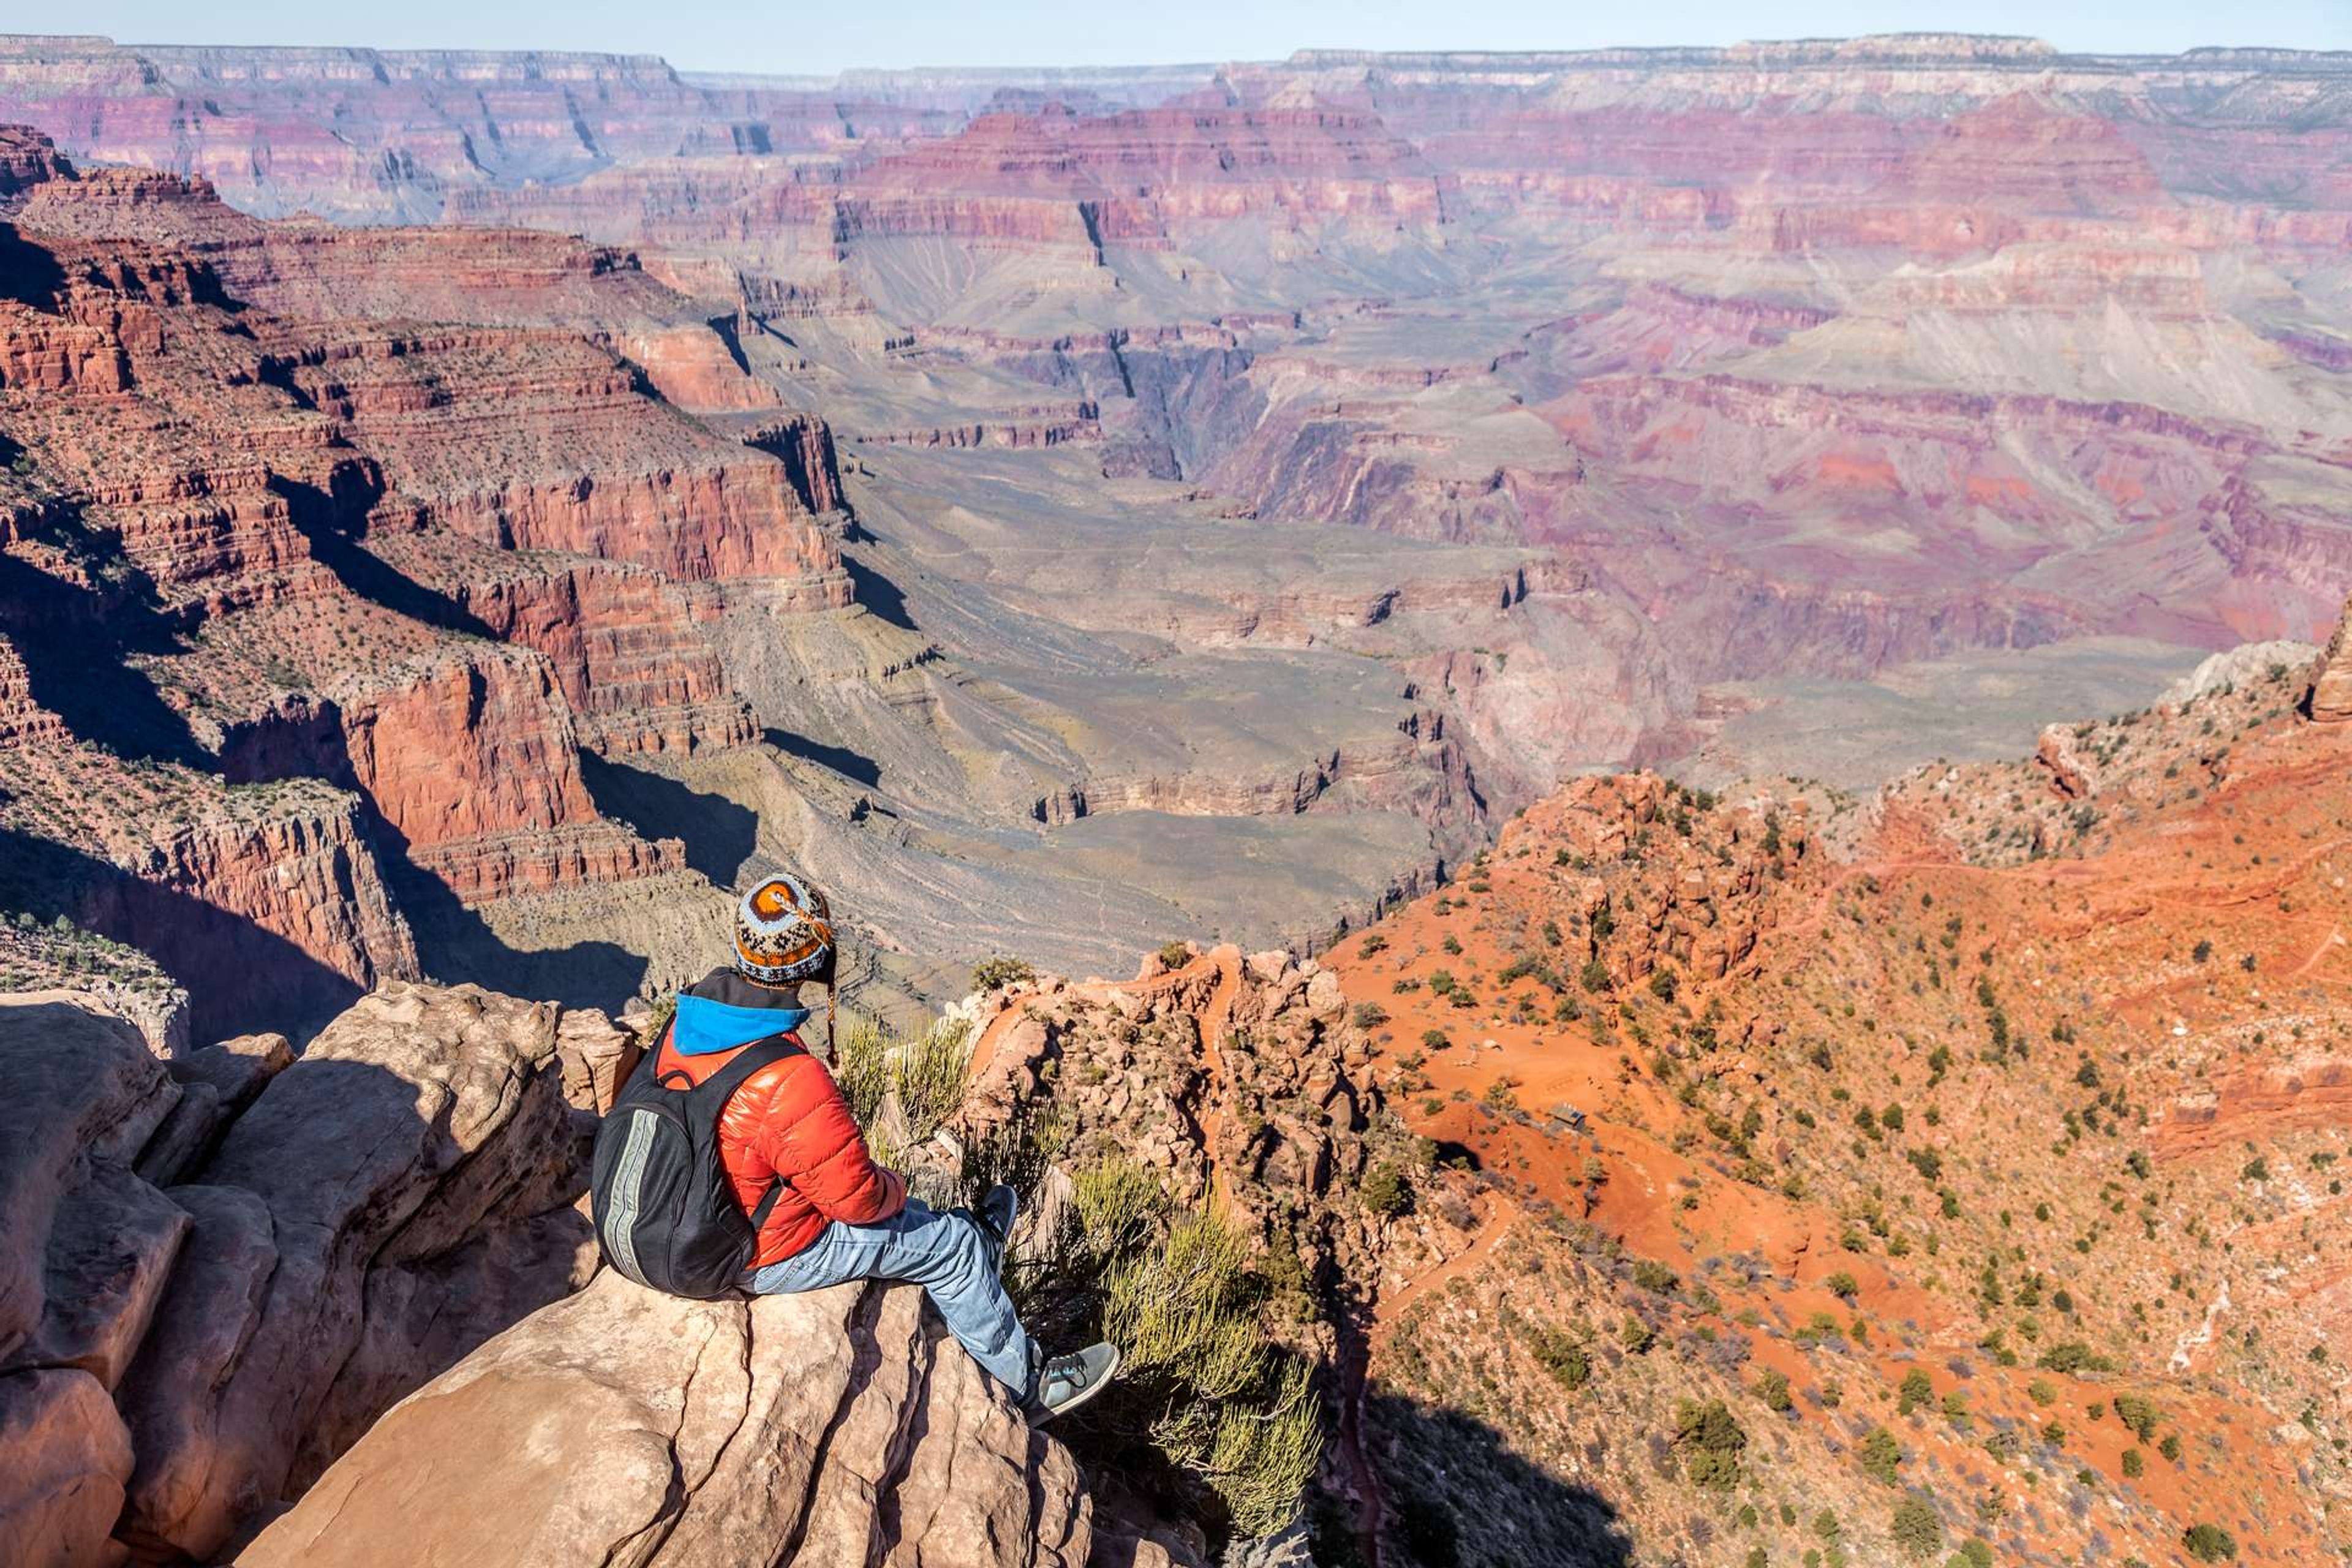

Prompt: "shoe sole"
[1033,1345,1121,1424]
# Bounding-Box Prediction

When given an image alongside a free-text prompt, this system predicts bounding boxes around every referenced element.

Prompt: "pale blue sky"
[42,1,2352,77]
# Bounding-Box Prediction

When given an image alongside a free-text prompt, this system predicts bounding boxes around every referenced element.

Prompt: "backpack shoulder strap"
[690,1032,808,1232]
[692,1031,806,1104]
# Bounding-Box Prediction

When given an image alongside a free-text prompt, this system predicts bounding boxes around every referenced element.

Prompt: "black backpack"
[590,1030,802,1299]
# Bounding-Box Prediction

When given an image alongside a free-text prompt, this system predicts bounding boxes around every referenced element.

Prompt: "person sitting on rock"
[646,872,1120,1422]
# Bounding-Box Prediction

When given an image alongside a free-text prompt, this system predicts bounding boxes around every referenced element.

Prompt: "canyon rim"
[3,15,2351,1568]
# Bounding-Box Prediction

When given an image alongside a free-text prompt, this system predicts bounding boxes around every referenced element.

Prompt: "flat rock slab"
[238,1272,1091,1568]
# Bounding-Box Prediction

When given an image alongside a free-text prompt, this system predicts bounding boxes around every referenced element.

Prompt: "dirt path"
[1370,1197,1514,1351]
[1335,1196,1518,1566]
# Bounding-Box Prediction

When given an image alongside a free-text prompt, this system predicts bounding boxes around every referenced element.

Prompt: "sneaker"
[978,1183,1019,1248]
[1024,1341,1121,1423]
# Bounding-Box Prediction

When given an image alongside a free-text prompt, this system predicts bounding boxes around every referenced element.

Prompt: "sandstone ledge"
[235,1272,1091,1568]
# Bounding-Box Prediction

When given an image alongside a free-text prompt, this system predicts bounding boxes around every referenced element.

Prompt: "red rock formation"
[221,645,679,902]
[426,549,755,756]
[2305,594,2352,723]
[0,634,67,749]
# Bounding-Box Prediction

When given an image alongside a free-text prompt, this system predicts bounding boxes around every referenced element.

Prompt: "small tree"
[2182,1523,2237,1563]
[1860,1426,1902,1484]
[1898,1368,1934,1417]
[1672,1398,1747,1490]
[1890,1494,1942,1560]
[1361,1163,1410,1218]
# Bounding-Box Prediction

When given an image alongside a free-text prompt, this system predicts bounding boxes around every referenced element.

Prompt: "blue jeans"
[745,1199,1034,1396]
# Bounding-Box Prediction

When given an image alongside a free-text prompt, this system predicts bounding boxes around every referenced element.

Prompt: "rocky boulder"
[120,982,593,1561]
[2306,594,2352,725]
[0,982,600,1567]
[236,1271,1091,1568]
[0,997,184,1567]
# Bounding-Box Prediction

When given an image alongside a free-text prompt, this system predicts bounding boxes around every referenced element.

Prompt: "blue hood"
[671,992,811,1056]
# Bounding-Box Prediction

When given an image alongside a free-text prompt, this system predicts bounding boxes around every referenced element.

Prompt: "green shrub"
[1158,941,1196,971]
[1580,958,1612,993]
[1860,1426,1902,1484]
[1362,1163,1411,1218]
[834,1013,974,1161]
[2113,1393,2160,1443]
[2120,1445,2144,1479]
[1898,1368,1934,1417]
[1753,1368,1793,1412]
[1529,1325,1591,1391]
[970,955,1037,993]
[1826,1271,1859,1300]
[1648,968,1679,1002]
[1099,1205,1322,1536]
[1632,1258,1679,1294]
[1352,1001,1391,1030]
[2035,1341,2109,1374]
[1890,1494,1942,1559]
[1672,1398,1747,1489]
[2182,1523,2237,1562]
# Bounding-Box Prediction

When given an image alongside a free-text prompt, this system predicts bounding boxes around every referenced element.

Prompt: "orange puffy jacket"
[652,981,905,1268]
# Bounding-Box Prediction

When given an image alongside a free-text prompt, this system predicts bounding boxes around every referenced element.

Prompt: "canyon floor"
[7,31,2351,1034]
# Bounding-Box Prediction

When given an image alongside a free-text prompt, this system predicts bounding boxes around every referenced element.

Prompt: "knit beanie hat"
[734,873,835,987]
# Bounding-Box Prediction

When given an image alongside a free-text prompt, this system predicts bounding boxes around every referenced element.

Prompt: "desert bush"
[1529,1325,1591,1392]
[1096,1199,1323,1537]
[1672,1398,1747,1489]
[1860,1426,1902,1483]
[1361,1163,1411,1218]
[1898,1368,1934,1417]
[1632,1258,1679,1294]
[835,1013,974,1161]
[2182,1523,2236,1562]
[2112,1393,2160,1443]
[1753,1368,1793,1412]
[970,955,1037,993]
[1158,941,1196,971]
[1890,1495,1942,1559]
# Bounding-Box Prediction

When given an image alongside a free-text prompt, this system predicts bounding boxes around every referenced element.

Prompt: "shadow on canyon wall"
[762,725,883,789]
[843,551,918,633]
[0,818,365,1042]
[269,473,500,641]
[580,750,761,886]
[0,541,208,771]
[1352,1388,1635,1568]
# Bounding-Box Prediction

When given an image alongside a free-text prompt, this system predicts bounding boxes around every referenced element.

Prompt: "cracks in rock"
[772,1284,892,1566]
